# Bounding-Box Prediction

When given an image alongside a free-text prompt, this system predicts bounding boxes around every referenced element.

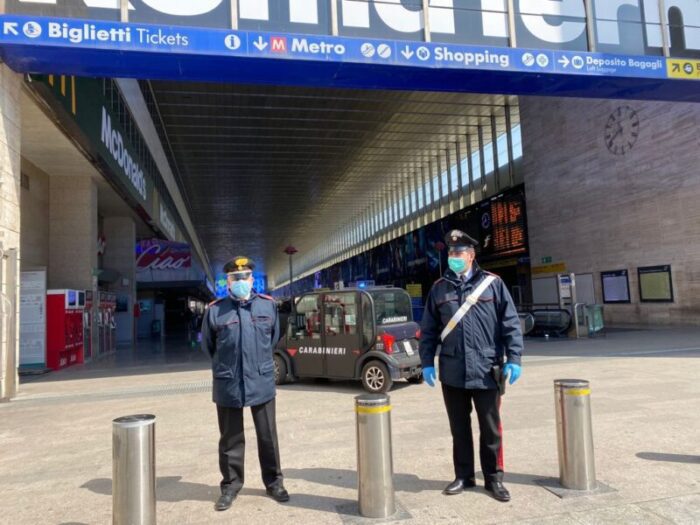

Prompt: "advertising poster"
[601,270,631,303]
[19,270,47,367]
[638,265,674,302]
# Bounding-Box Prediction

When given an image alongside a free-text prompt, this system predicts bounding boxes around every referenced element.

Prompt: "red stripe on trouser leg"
[497,396,505,471]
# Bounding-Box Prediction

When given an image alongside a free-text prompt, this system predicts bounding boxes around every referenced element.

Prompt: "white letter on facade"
[341,0,370,28]
[481,0,508,38]
[663,0,700,50]
[342,0,455,34]
[428,0,456,35]
[239,0,269,21]
[374,0,423,33]
[519,0,586,43]
[239,0,318,25]
[140,0,223,16]
[20,0,125,8]
[290,0,319,24]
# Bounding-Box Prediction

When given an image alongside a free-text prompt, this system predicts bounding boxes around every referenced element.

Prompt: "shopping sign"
[136,239,191,270]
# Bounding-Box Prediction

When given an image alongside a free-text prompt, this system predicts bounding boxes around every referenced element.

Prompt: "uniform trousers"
[216,398,283,494]
[441,384,504,484]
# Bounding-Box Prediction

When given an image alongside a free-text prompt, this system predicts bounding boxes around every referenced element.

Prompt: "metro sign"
[271,36,287,53]
[11,0,700,55]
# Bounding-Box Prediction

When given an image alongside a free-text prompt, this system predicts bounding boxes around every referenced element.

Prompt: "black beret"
[445,229,478,250]
[223,256,255,273]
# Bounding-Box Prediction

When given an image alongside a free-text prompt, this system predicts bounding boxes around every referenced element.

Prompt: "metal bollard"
[554,380,596,490]
[355,394,395,518]
[113,414,156,525]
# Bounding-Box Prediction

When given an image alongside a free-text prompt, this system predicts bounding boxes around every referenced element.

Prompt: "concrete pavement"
[1,327,699,524]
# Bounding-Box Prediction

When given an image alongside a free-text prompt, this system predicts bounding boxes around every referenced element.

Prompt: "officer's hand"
[422,366,436,387]
[503,363,521,385]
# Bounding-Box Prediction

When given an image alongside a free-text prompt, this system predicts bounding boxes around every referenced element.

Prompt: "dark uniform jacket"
[419,264,523,390]
[202,293,280,408]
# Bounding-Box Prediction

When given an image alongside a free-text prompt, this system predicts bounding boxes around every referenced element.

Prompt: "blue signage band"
[0,15,698,102]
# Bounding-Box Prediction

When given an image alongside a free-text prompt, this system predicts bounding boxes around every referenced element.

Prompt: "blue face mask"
[230,280,252,299]
[448,257,467,274]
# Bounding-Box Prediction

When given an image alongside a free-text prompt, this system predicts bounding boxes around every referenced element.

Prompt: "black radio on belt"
[491,364,506,396]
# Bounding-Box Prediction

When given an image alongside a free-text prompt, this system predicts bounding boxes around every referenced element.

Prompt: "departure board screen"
[490,198,526,255]
[479,189,528,257]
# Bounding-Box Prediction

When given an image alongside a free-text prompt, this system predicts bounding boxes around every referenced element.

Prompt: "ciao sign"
[136,239,191,271]
[8,0,700,57]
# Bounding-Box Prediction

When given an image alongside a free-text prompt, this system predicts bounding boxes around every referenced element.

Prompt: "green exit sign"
[541,256,553,264]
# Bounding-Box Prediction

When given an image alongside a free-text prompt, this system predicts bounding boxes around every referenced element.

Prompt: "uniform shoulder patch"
[258,294,275,301]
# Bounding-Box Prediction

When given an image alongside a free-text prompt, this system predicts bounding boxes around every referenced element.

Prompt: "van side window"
[369,290,412,325]
[323,293,357,336]
[361,294,373,347]
[291,295,321,340]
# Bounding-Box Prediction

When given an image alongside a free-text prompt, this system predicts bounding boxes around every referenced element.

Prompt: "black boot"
[442,478,476,495]
[485,480,511,502]
[266,484,290,502]
[215,491,237,511]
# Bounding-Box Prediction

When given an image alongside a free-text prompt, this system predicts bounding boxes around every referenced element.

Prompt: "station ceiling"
[139,81,518,283]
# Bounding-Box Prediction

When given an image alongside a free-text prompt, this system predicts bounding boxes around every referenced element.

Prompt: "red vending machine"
[46,290,85,370]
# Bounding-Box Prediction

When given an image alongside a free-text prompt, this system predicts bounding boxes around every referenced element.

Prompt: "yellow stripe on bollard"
[356,405,392,415]
[565,388,591,396]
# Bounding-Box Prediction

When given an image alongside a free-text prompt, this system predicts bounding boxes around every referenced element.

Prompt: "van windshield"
[369,290,413,325]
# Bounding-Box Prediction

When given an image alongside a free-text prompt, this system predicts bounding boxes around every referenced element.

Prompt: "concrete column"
[0,64,22,400]
[48,175,99,361]
[103,217,136,346]
[48,176,98,290]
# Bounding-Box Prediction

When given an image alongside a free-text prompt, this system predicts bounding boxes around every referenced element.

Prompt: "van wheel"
[274,355,287,385]
[361,361,393,393]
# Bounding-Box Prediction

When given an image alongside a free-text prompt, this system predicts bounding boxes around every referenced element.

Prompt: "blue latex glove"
[423,366,436,387]
[503,363,521,385]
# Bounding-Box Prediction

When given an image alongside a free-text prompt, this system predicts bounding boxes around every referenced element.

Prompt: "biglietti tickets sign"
[1,2,699,100]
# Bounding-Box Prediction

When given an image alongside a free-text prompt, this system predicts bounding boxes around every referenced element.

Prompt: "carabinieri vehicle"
[274,287,422,393]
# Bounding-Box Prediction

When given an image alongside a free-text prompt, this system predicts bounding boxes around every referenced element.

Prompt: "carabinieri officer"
[202,256,289,511]
[419,230,523,502]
